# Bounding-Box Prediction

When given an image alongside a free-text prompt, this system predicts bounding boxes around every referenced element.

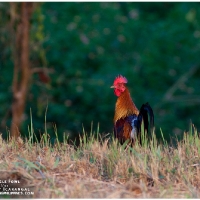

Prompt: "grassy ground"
[0,125,200,198]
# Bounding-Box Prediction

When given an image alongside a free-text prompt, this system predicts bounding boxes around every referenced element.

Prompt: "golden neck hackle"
[114,88,139,124]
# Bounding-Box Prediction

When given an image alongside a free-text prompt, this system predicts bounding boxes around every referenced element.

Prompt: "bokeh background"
[1,2,200,143]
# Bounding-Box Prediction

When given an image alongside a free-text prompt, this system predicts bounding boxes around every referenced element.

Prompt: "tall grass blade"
[160,128,167,147]
[53,124,61,150]
[43,103,49,146]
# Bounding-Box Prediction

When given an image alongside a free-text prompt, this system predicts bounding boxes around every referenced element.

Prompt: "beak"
[110,85,115,88]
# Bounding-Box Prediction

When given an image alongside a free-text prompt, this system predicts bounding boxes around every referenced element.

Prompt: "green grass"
[0,122,199,198]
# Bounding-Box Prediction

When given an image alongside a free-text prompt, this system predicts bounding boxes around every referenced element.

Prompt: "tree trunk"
[10,2,33,139]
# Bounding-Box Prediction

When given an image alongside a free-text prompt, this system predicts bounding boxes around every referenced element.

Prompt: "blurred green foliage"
[1,2,200,143]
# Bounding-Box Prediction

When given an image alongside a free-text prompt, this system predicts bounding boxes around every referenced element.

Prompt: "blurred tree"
[10,2,33,138]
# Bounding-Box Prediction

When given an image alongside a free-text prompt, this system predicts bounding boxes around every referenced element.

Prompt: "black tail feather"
[137,102,154,136]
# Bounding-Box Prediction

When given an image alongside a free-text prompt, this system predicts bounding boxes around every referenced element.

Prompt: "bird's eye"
[118,83,123,87]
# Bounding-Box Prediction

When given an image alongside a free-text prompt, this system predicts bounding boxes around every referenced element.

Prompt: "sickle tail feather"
[137,102,154,136]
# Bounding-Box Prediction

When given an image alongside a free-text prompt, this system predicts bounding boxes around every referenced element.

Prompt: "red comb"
[113,75,128,85]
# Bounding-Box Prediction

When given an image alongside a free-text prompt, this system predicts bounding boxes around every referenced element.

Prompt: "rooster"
[111,75,154,145]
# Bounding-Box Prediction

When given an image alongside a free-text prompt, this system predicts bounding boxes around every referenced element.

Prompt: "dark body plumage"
[114,102,154,145]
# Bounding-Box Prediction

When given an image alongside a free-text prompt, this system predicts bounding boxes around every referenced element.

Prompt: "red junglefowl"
[111,75,154,145]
